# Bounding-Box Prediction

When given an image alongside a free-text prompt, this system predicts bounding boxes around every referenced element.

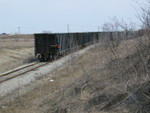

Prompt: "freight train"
[34,32,99,61]
[34,31,139,61]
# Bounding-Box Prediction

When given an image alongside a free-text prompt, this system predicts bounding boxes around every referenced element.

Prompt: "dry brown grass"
[0,48,35,74]
[0,34,34,48]
[0,34,35,73]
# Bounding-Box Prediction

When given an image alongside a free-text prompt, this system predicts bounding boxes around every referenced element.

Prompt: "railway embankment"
[0,44,98,98]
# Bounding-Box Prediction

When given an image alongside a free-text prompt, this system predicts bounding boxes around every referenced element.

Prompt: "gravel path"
[0,44,98,97]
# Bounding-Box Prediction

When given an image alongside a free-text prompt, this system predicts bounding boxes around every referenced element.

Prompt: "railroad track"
[0,62,51,84]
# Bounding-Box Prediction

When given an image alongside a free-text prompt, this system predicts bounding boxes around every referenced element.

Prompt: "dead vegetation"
[45,36,149,113]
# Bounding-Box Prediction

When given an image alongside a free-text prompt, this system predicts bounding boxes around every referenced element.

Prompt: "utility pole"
[67,25,70,33]
[98,26,100,32]
[17,27,21,34]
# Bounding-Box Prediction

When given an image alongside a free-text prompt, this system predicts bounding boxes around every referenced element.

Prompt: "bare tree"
[136,0,150,29]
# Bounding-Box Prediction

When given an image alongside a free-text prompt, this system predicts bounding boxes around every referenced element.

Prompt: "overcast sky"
[0,0,147,34]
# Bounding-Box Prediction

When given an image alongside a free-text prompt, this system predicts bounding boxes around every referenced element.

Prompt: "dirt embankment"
[0,36,150,113]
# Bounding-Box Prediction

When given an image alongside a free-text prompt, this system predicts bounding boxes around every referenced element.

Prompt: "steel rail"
[0,62,51,84]
[0,62,39,77]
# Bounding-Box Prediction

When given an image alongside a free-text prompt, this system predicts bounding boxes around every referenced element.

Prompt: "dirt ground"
[0,36,149,113]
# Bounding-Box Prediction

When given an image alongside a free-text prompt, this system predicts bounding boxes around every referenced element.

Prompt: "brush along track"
[0,62,51,84]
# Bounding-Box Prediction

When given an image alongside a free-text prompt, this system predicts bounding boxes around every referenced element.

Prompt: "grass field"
[0,35,35,74]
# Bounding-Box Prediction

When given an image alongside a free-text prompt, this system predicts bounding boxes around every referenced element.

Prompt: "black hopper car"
[34,31,142,61]
[34,32,99,61]
[34,32,100,61]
